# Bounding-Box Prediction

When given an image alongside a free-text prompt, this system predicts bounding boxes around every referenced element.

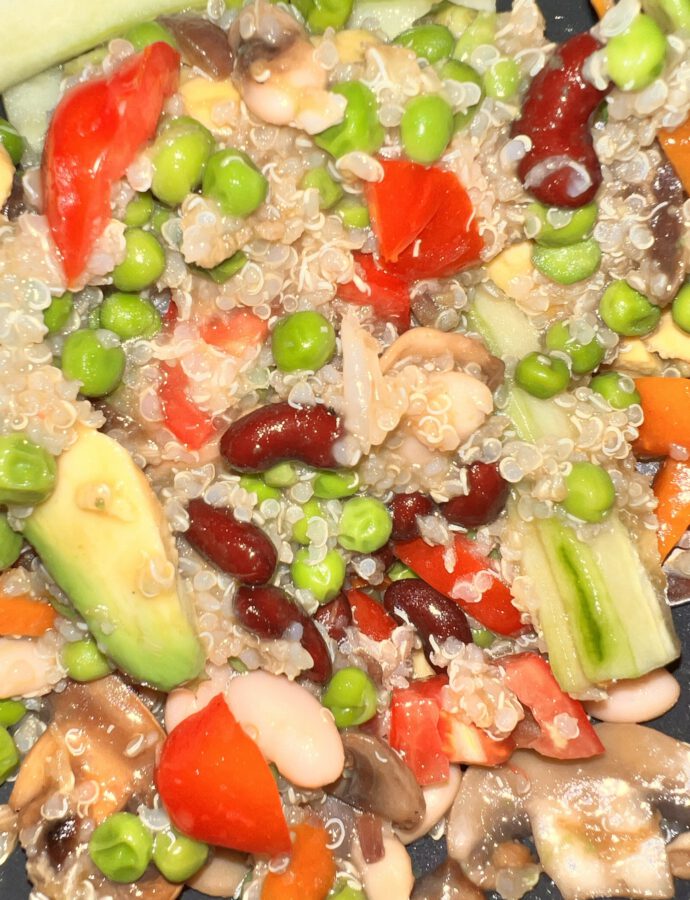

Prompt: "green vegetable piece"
[151,116,215,207]
[0,117,24,165]
[400,94,454,164]
[322,666,378,728]
[0,700,26,727]
[440,59,484,131]
[394,24,454,62]
[153,827,209,883]
[590,372,642,409]
[202,148,268,218]
[292,499,323,545]
[239,475,281,504]
[338,497,392,554]
[335,198,370,229]
[528,202,598,248]
[644,0,690,32]
[150,205,173,235]
[291,547,345,603]
[532,239,602,285]
[0,727,19,784]
[300,166,344,210]
[0,514,22,570]
[671,281,690,333]
[291,0,354,33]
[0,434,57,506]
[387,561,417,581]
[606,13,667,92]
[315,82,384,158]
[264,462,298,488]
[514,352,570,399]
[483,57,520,100]
[112,228,166,293]
[272,310,336,372]
[313,469,359,500]
[194,251,247,284]
[432,2,476,38]
[599,280,661,337]
[100,292,162,341]
[43,290,74,335]
[124,20,177,50]
[545,321,605,375]
[453,12,496,62]
[228,656,248,672]
[61,329,126,398]
[89,812,153,883]
[124,191,155,228]
[63,638,113,682]
[562,461,616,524]
[471,628,495,648]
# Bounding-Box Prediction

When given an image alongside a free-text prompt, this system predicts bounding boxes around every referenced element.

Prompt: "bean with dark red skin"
[389,492,436,542]
[512,33,609,208]
[313,592,353,642]
[235,585,332,682]
[220,401,343,473]
[159,15,233,78]
[442,462,510,529]
[186,498,277,585]
[384,578,471,669]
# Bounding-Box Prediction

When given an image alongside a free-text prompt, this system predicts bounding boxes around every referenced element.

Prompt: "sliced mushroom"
[648,153,686,305]
[396,764,462,845]
[10,676,179,900]
[159,15,233,79]
[327,731,425,830]
[412,859,485,900]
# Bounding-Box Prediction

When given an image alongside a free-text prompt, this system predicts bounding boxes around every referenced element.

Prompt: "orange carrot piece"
[591,0,613,17]
[261,822,336,900]
[0,594,57,637]
[654,458,690,559]
[634,377,690,457]
[200,309,269,357]
[660,119,690,196]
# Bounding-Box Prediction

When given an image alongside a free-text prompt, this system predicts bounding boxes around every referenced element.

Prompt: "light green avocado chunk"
[23,427,203,691]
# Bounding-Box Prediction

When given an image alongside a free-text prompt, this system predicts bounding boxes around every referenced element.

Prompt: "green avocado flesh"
[24,427,204,691]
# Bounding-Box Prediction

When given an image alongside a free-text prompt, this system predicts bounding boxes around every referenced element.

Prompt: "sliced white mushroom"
[0,636,65,699]
[396,765,462,845]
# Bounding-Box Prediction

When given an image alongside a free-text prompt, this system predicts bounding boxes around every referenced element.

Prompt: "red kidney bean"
[389,492,436,542]
[442,462,510,529]
[220,402,343,472]
[186,498,277,585]
[383,579,471,669]
[512,33,609,208]
[235,585,332,683]
[313,592,353,642]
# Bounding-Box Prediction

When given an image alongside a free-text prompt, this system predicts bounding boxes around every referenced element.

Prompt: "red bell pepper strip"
[156,694,291,856]
[394,536,523,636]
[502,653,604,759]
[347,589,397,641]
[389,676,450,786]
[437,712,515,766]
[159,362,215,450]
[337,252,411,332]
[43,42,180,284]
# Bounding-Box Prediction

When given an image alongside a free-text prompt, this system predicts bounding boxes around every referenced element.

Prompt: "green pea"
[0,435,57,506]
[672,282,690,333]
[151,116,215,207]
[0,514,22,570]
[471,628,495,648]
[63,638,113,682]
[483,58,520,100]
[440,59,483,132]
[0,727,19,784]
[590,372,642,409]
[335,198,370,229]
[272,311,336,372]
[562,461,615,524]
[264,462,298,488]
[291,547,346,603]
[150,205,173,236]
[202,148,268,218]
[193,251,247,284]
[239,475,281,504]
[400,94,454,165]
[124,192,155,228]
[514,352,570,399]
[606,13,667,92]
[532,238,601,285]
[313,470,359,500]
[124,21,177,51]
[322,666,378,728]
[387,561,417,581]
[291,0,354,33]
[315,82,384,159]
[394,24,455,62]
[338,497,392,554]
[528,202,598,248]
[0,699,26,727]
[300,166,344,210]
[152,827,209,883]
[100,292,161,341]
[599,280,661,337]
[453,12,496,62]
[292,499,324,545]
[0,118,24,165]
[89,812,153,883]
[112,228,166,293]
[544,321,605,375]
[328,882,366,900]
[433,2,476,38]
[61,330,125,398]
[43,291,74,335]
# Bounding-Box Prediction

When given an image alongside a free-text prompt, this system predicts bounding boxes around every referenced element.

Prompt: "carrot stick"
[634,377,690,457]
[659,119,690,195]
[591,0,613,17]
[261,822,336,900]
[0,594,57,637]
[654,458,690,559]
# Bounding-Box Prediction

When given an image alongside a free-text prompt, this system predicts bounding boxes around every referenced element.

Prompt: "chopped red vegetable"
[347,588,397,641]
[389,676,450,786]
[159,362,215,450]
[337,252,411,332]
[437,714,514,767]
[43,42,180,284]
[200,309,269,356]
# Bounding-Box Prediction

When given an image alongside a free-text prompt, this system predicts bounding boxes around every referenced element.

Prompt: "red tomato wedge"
[346,589,396,641]
[43,42,180,284]
[437,713,514,766]
[337,253,411,332]
[394,536,523,636]
[159,362,215,450]
[389,676,450,786]
[502,653,604,759]
[200,309,269,356]
[156,694,291,856]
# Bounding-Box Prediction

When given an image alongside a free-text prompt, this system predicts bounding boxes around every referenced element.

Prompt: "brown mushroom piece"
[647,152,686,305]
[447,723,690,900]
[9,676,180,900]
[326,732,426,831]
[159,15,233,79]
[412,859,486,900]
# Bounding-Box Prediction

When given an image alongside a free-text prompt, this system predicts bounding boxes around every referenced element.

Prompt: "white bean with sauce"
[584,668,680,723]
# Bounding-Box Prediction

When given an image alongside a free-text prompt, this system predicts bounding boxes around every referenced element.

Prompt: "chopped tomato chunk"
[337,253,411,332]
[346,589,396,641]
[159,362,215,450]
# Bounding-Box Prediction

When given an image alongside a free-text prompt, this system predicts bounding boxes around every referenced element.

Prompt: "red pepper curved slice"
[159,362,215,450]
[347,588,397,641]
[337,253,411,332]
[156,694,291,856]
[43,42,180,284]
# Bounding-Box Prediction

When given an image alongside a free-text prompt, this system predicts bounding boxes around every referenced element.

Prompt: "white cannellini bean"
[351,827,414,900]
[395,765,462,845]
[186,849,249,897]
[0,638,62,699]
[584,668,680,723]
[165,666,234,733]
[225,670,344,788]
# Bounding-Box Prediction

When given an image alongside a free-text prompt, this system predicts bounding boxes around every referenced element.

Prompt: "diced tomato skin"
[437,713,515,766]
[346,589,397,641]
[389,677,451,786]
[200,309,269,356]
[159,363,215,450]
[337,253,411,332]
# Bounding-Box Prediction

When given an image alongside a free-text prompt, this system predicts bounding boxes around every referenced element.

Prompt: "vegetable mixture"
[1,0,690,898]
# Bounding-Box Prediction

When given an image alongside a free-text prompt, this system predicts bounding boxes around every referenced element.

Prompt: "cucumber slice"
[348,0,434,38]
[3,68,62,162]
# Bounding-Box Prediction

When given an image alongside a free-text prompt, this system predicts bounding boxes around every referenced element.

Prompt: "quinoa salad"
[3,0,690,897]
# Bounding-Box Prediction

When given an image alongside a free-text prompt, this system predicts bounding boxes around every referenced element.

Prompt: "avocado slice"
[24,427,204,691]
